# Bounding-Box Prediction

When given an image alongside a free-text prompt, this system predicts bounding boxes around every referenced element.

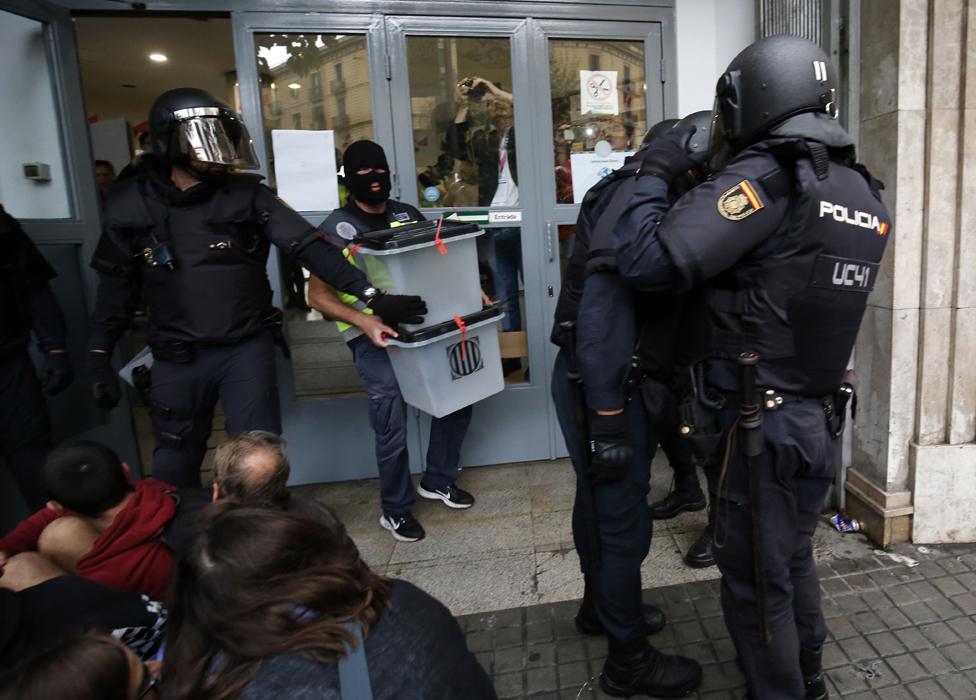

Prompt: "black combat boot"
[601,636,702,698]
[684,503,717,568]
[649,477,706,520]
[574,578,666,637]
[799,646,829,700]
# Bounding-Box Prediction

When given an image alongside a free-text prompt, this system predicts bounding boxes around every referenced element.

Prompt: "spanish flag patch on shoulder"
[717,180,764,221]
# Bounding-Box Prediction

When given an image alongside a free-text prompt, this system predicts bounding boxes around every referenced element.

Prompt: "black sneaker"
[379,512,426,542]
[417,481,475,509]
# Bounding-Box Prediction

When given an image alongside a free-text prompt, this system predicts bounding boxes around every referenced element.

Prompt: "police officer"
[307,140,475,543]
[87,89,426,488]
[549,119,704,698]
[0,204,73,509]
[602,36,890,699]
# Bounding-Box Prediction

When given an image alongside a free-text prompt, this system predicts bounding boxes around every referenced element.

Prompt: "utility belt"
[148,309,291,364]
[678,362,855,465]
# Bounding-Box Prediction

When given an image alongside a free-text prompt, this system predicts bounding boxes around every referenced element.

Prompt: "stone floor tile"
[388,513,534,566]
[937,641,976,672]
[525,666,557,694]
[953,593,976,615]
[865,630,907,657]
[530,510,574,551]
[906,678,952,699]
[936,671,976,698]
[534,550,584,605]
[525,644,556,668]
[896,627,937,652]
[947,616,976,641]
[529,480,577,515]
[919,621,962,647]
[886,653,929,683]
[914,648,955,677]
[932,576,968,598]
[495,671,526,699]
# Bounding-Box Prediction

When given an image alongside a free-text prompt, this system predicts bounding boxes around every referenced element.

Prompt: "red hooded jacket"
[0,480,177,599]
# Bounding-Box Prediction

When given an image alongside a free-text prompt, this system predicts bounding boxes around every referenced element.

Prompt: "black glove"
[638,125,708,184]
[588,411,633,485]
[369,293,428,326]
[87,351,122,410]
[40,351,73,396]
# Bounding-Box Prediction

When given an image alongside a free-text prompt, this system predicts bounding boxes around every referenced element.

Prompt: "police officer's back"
[86,88,425,488]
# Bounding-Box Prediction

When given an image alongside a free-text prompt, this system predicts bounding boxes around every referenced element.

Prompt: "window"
[292,112,302,129]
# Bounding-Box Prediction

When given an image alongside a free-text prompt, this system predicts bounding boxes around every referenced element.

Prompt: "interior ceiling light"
[149,53,168,63]
[287,82,301,89]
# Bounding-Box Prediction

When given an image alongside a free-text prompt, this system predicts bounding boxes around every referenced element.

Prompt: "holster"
[149,338,195,364]
[266,308,291,360]
[677,364,726,466]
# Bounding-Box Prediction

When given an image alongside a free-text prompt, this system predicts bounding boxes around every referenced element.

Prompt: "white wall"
[0,11,71,219]
[89,117,133,175]
[675,0,756,116]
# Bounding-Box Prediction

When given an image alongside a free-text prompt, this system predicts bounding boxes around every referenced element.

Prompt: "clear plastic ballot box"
[353,220,485,330]
[385,306,506,418]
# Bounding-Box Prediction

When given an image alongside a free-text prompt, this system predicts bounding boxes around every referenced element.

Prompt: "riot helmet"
[671,110,713,196]
[148,88,259,174]
[708,35,838,159]
[640,118,679,147]
[342,140,392,204]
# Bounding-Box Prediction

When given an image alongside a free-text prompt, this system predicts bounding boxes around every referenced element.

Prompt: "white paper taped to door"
[570,150,633,203]
[579,70,619,115]
[271,130,339,212]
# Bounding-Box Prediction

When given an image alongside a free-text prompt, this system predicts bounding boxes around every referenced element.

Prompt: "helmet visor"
[173,107,260,169]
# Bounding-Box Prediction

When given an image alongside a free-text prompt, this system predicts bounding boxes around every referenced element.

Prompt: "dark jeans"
[349,335,472,517]
[150,331,281,488]
[711,400,833,700]
[492,227,523,332]
[0,349,51,510]
[551,349,655,642]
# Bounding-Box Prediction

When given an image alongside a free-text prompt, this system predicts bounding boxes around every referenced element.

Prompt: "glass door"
[384,17,554,466]
[235,13,428,484]
[531,20,666,457]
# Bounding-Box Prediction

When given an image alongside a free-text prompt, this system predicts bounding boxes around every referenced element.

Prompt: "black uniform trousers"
[552,349,656,642]
[0,349,51,510]
[150,330,280,488]
[711,399,833,700]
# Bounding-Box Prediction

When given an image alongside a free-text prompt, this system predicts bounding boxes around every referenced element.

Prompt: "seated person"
[0,572,166,668]
[163,505,497,700]
[0,631,160,700]
[0,440,176,598]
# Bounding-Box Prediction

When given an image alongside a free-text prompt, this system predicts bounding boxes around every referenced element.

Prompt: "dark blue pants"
[0,349,52,509]
[551,350,655,642]
[150,331,281,488]
[492,227,523,332]
[711,401,833,700]
[349,335,472,517]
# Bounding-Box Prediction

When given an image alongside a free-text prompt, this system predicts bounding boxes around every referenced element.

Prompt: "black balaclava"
[343,140,391,203]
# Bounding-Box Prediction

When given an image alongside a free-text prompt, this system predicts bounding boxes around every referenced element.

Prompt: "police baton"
[736,351,771,645]
[559,321,601,567]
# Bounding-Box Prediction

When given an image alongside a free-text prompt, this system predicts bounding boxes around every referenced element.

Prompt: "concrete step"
[290,338,354,366]
[294,365,365,397]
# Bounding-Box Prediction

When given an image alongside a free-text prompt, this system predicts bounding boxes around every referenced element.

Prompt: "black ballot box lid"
[353,220,481,250]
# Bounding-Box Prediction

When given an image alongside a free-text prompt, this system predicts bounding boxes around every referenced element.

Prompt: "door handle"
[546,221,554,263]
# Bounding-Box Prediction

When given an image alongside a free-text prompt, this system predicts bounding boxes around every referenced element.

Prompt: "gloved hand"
[369,293,428,326]
[87,350,122,410]
[638,125,708,184]
[40,351,73,396]
[588,411,633,485]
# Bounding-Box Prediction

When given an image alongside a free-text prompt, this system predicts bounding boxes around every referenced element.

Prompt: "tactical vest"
[692,140,890,395]
[0,209,56,351]
[318,201,421,340]
[96,173,276,345]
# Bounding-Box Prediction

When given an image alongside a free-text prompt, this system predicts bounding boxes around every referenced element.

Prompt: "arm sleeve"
[88,224,141,353]
[29,285,67,351]
[257,187,370,299]
[612,175,683,291]
[577,273,637,411]
[657,164,791,288]
[0,509,60,555]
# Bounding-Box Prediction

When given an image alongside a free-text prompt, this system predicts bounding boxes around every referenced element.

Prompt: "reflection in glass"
[254,33,374,187]
[549,40,647,203]
[407,36,515,210]
[478,226,528,384]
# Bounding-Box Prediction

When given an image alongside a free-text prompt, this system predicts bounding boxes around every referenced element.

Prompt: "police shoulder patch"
[717,180,764,221]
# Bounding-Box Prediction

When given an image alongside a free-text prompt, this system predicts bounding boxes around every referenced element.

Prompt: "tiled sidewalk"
[457,544,976,699]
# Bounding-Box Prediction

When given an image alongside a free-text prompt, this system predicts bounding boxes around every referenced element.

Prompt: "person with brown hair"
[163,505,495,700]
[0,631,160,700]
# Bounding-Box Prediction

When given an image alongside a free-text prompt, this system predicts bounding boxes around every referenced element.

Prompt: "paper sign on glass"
[579,70,619,116]
[271,129,339,212]
[569,150,633,203]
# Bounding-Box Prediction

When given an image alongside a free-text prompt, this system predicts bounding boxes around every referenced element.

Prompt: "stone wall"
[851,0,976,544]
